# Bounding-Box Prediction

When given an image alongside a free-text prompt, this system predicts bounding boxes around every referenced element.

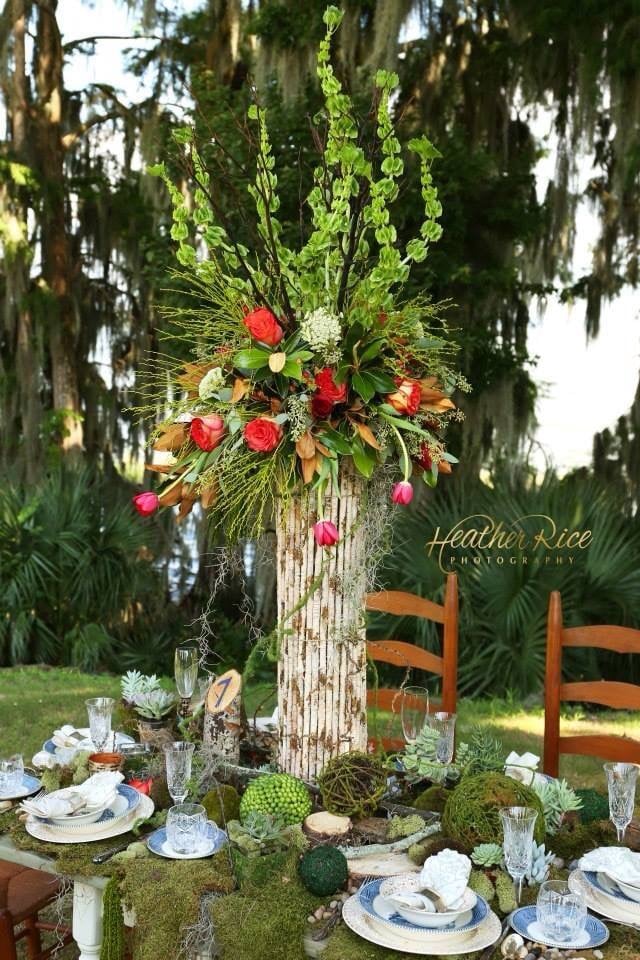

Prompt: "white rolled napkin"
[31,750,59,770]
[504,751,540,786]
[419,848,472,910]
[580,846,640,886]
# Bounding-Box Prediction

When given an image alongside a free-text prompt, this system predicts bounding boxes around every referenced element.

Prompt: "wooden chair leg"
[0,908,18,960]
[23,915,43,959]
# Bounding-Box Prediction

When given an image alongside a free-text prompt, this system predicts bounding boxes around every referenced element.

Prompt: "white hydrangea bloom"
[300,308,342,350]
[198,366,225,400]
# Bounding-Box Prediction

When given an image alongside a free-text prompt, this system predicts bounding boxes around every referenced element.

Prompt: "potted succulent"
[133,689,177,737]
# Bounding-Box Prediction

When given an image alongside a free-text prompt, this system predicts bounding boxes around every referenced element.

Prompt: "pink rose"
[391,481,413,505]
[190,414,226,452]
[313,519,339,547]
[132,491,159,517]
[244,417,283,452]
[243,307,284,346]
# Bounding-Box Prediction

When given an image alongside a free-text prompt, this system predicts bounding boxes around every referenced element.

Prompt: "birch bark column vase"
[276,463,368,781]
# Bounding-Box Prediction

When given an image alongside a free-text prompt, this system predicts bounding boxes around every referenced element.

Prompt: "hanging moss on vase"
[100,877,125,960]
[441,772,545,849]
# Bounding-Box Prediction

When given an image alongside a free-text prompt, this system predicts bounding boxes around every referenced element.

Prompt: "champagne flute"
[163,741,195,804]
[426,711,457,764]
[605,762,639,843]
[175,644,199,717]
[400,686,429,744]
[85,698,115,752]
[500,806,538,905]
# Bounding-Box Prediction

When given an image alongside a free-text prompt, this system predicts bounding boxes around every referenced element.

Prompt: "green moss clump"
[201,784,240,825]
[575,787,610,824]
[548,817,615,861]
[149,774,172,811]
[298,844,348,896]
[413,784,451,813]
[468,869,495,903]
[323,924,408,960]
[212,850,318,960]
[386,815,425,840]
[494,869,517,913]
[442,773,545,849]
[100,877,125,960]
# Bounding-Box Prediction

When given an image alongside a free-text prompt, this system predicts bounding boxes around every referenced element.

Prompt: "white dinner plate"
[25,792,154,844]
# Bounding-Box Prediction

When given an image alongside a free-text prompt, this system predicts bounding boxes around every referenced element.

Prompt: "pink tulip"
[391,481,413,505]
[133,491,159,516]
[313,519,339,547]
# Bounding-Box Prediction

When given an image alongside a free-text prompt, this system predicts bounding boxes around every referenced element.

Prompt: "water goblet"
[175,644,199,717]
[427,711,457,764]
[536,880,587,944]
[400,686,429,744]
[605,761,639,843]
[85,697,115,752]
[163,741,195,804]
[500,805,538,904]
[166,803,207,855]
[0,755,24,795]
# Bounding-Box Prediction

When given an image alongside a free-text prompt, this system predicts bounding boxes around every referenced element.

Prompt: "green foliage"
[318,751,387,817]
[471,843,504,868]
[575,787,610,824]
[413,784,452,814]
[534,778,583,835]
[442,772,545,849]
[298,843,348,896]
[239,773,312,825]
[375,468,640,695]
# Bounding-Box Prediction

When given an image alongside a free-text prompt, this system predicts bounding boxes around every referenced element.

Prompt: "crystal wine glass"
[163,741,195,804]
[500,806,538,904]
[175,644,199,717]
[605,762,639,843]
[85,698,115,752]
[400,686,429,744]
[427,711,457,764]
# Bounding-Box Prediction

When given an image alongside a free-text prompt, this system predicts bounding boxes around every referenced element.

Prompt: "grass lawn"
[2,666,639,792]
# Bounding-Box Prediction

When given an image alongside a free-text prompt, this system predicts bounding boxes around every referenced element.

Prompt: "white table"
[0,833,107,959]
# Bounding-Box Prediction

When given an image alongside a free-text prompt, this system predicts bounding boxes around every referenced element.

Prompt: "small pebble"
[313,906,324,920]
[307,915,316,924]
[593,952,604,960]
[329,900,338,909]
[552,856,565,869]
[517,949,528,960]
[322,910,332,919]
[525,953,537,960]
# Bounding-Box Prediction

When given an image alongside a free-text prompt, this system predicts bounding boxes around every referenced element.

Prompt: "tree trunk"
[276,464,368,781]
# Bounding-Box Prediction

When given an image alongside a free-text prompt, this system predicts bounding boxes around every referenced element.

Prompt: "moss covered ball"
[202,784,240,825]
[441,772,545,849]
[240,773,312,826]
[298,844,349,896]
[318,751,387,818]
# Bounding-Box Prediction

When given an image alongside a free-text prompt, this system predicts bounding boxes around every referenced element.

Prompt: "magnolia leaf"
[231,378,250,403]
[153,423,188,452]
[144,463,174,474]
[268,351,287,373]
[201,485,217,509]
[301,454,317,484]
[354,422,381,450]
[314,440,332,457]
[318,428,352,455]
[235,348,271,370]
[438,459,453,475]
[351,438,376,478]
[158,483,183,507]
[178,496,197,520]
[352,371,375,403]
[296,432,315,460]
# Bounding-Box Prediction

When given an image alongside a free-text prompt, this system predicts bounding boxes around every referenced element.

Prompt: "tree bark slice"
[276,463,368,781]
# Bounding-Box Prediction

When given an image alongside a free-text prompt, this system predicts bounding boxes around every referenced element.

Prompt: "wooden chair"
[0,860,72,960]
[366,573,459,750]
[543,590,640,777]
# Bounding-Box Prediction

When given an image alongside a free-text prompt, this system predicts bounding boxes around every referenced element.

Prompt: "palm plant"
[373,470,640,696]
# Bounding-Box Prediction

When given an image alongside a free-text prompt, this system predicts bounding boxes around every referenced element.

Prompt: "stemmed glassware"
[164,741,195,804]
[85,698,115,752]
[427,711,457,764]
[500,806,538,904]
[175,644,199,717]
[604,762,639,843]
[400,686,429,744]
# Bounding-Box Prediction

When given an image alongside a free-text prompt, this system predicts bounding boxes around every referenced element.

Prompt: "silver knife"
[92,829,155,864]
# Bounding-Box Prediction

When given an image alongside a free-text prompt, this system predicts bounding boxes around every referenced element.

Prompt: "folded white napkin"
[580,846,640,886]
[419,849,472,910]
[385,892,436,913]
[52,726,93,750]
[21,771,123,819]
[504,751,540,786]
[31,750,59,770]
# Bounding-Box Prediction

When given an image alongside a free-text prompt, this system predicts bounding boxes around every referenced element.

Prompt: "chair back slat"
[367,687,442,713]
[560,680,640,712]
[367,640,444,675]
[562,625,640,655]
[559,734,640,765]
[543,589,640,776]
[366,590,445,624]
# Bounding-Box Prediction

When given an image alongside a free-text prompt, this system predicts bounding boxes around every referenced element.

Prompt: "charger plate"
[0,773,42,802]
[569,869,640,927]
[25,792,154,844]
[40,784,140,834]
[359,878,488,943]
[342,894,501,955]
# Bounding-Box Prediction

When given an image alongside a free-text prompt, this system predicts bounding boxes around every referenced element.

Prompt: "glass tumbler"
[166,803,207,855]
[536,880,587,943]
[0,755,24,794]
[85,698,115,752]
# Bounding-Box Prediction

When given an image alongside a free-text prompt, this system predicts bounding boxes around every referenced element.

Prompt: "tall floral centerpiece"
[134,7,466,780]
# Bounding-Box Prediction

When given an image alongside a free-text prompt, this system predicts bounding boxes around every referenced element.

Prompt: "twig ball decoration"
[298,844,349,896]
[317,751,387,818]
[441,772,545,849]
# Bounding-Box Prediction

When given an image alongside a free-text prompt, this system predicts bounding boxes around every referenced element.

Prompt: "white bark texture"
[277,464,368,780]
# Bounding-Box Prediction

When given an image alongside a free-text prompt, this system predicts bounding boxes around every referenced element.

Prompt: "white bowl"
[395,889,477,929]
[47,790,117,826]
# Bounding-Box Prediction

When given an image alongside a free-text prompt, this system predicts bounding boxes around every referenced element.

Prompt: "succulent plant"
[133,689,176,719]
[533,778,583,835]
[471,842,504,868]
[121,670,161,703]
[526,841,555,885]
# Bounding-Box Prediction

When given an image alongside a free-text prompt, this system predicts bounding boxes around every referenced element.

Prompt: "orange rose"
[386,377,421,415]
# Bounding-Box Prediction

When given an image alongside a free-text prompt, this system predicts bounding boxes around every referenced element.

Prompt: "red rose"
[190,414,226,452]
[243,307,284,346]
[418,444,432,470]
[314,368,347,404]
[132,492,159,517]
[386,377,421,416]
[311,393,334,419]
[244,417,283,452]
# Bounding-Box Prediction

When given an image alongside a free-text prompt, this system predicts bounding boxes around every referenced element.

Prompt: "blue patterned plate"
[359,879,488,939]
[583,869,640,905]
[39,783,140,831]
[510,905,609,949]
[0,773,42,801]
[147,822,227,860]
[43,730,134,755]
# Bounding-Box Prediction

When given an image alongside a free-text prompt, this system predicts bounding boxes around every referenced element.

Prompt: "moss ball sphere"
[441,772,545,850]
[298,844,349,896]
[240,773,312,826]
[317,751,387,818]
[202,784,241,825]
